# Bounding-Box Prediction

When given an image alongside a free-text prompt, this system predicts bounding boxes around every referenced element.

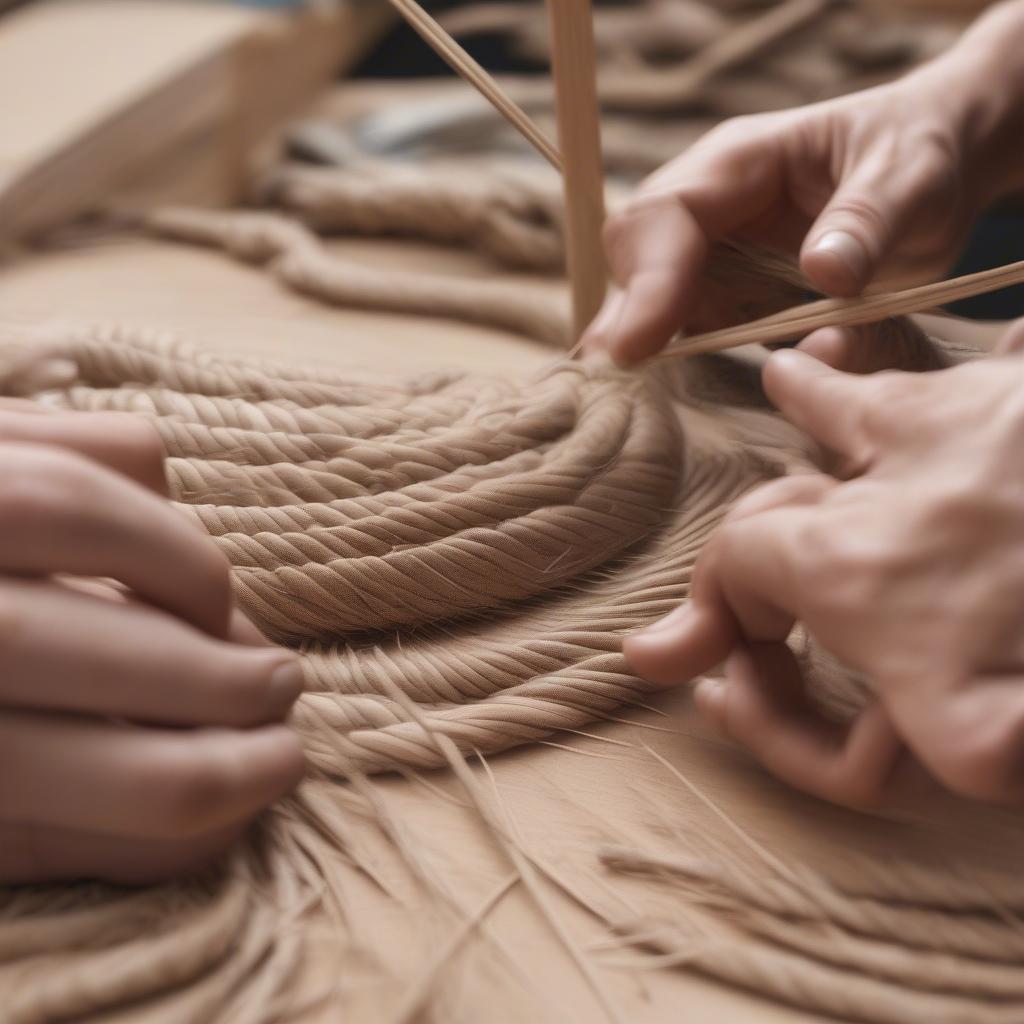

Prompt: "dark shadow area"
[947,205,1024,320]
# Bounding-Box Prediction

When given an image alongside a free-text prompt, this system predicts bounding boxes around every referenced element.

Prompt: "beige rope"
[146,208,572,348]
[261,161,567,271]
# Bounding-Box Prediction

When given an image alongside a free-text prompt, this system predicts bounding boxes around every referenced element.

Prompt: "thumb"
[799,155,939,297]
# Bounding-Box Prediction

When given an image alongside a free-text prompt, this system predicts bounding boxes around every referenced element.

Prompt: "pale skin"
[584,0,1024,806]
[0,404,304,885]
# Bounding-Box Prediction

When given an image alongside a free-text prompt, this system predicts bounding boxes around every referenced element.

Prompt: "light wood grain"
[0,0,391,243]
[547,0,607,340]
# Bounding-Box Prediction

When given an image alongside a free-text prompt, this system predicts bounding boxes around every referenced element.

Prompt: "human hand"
[625,324,1024,807]
[0,405,305,885]
[583,1,1024,365]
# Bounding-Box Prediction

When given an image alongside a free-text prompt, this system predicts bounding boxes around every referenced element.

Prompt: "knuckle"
[602,193,685,281]
[602,203,651,279]
[712,517,758,572]
[712,517,745,555]
[198,545,235,619]
[85,413,169,496]
[827,194,890,244]
[992,374,1024,434]
[727,478,793,520]
[700,115,761,151]
[0,445,91,529]
[998,318,1024,355]
[728,474,830,521]
[148,740,242,837]
[602,206,631,247]
[909,128,959,190]
[604,194,667,246]
[918,476,1000,539]
[798,518,890,613]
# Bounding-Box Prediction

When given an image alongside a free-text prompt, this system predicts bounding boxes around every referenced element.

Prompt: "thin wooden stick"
[547,0,608,339]
[659,258,1024,360]
[384,0,561,170]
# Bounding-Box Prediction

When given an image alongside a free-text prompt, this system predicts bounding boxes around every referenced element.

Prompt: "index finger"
[625,504,809,686]
[583,125,786,364]
[0,409,167,496]
[629,502,905,806]
[0,443,233,638]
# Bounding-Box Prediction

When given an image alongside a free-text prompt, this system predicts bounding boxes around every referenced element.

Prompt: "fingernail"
[266,659,304,716]
[635,603,691,639]
[811,231,867,281]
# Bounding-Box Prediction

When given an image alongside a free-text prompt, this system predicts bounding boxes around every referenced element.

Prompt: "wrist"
[917,1,1024,202]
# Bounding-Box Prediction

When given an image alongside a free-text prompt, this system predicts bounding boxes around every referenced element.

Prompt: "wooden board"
[0,0,393,242]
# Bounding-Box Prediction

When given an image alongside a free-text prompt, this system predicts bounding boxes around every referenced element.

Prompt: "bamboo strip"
[384,0,561,169]
[660,259,1024,360]
[547,0,607,339]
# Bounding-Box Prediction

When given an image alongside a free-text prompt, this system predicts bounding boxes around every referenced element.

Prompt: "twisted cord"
[261,161,567,271]
[146,208,572,348]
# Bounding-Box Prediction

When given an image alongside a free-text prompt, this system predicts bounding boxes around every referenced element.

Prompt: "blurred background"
[2,0,1021,316]
[361,0,1023,317]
